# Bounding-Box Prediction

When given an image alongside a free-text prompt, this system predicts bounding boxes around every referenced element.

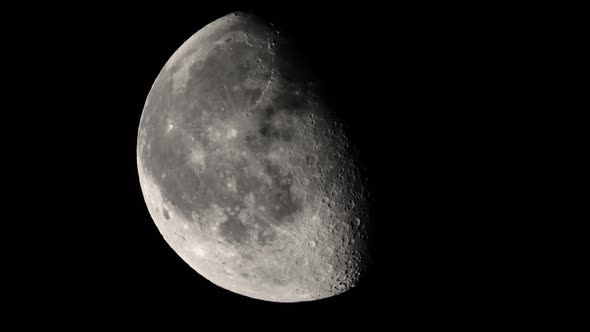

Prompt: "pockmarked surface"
[137,12,370,302]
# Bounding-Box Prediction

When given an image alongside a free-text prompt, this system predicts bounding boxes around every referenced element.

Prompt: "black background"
[4,2,590,329]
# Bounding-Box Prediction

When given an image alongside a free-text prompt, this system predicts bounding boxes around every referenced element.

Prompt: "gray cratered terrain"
[137,12,370,302]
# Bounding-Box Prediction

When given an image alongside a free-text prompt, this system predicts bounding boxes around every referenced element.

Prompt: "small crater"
[306,154,317,166]
[162,208,169,220]
[354,217,361,227]
[342,235,349,245]
[328,201,336,209]
[347,200,356,210]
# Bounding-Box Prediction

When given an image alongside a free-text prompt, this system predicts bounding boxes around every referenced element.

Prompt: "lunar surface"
[137,12,370,302]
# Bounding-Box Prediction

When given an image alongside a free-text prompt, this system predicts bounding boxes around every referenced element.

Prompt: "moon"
[137,12,370,302]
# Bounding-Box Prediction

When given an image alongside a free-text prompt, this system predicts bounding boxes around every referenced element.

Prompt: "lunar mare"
[137,12,370,302]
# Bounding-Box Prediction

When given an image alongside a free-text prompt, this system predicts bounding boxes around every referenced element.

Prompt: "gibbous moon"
[137,12,370,302]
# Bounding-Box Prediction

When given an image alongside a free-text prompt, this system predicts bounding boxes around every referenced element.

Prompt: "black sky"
[4,2,590,330]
